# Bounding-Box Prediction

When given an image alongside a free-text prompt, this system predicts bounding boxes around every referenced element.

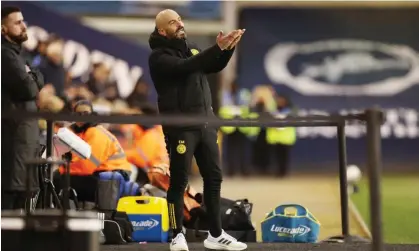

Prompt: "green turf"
[351,175,419,244]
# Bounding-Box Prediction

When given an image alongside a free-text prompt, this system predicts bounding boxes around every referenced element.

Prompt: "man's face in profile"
[159,11,186,39]
[1,11,28,44]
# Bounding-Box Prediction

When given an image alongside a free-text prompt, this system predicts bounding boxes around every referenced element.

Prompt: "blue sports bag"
[261,204,320,243]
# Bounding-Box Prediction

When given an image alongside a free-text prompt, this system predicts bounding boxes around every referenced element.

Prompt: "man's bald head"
[155,9,186,39]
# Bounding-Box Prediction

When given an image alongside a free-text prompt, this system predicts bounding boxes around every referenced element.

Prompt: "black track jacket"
[2,36,44,191]
[148,29,235,117]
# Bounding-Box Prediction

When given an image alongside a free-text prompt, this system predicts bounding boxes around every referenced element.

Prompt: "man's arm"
[2,50,42,101]
[203,47,235,74]
[28,63,45,90]
[203,29,244,74]
[149,44,223,76]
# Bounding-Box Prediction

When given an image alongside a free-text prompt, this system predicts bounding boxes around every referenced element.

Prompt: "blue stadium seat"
[122,182,140,197]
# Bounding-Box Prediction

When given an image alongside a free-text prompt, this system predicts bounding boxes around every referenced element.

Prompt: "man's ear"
[157,29,165,36]
[1,25,6,36]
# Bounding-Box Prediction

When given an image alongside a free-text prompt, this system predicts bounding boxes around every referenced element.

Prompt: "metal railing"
[2,108,384,251]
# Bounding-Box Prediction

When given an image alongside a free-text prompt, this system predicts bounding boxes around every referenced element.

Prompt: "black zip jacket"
[2,36,44,191]
[148,29,235,116]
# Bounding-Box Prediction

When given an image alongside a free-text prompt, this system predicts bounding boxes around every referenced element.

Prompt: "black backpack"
[102,210,134,245]
[188,197,254,231]
[221,199,254,231]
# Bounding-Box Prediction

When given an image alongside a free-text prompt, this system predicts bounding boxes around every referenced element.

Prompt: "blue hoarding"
[235,8,419,168]
[38,1,222,20]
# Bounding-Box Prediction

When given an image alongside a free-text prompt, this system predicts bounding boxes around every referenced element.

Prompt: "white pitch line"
[349,198,372,239]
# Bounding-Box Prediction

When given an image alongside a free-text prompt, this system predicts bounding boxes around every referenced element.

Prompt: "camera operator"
[1,6,45,210]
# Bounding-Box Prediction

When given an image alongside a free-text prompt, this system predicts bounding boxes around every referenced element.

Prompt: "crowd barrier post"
[366,108,384,251]
[337,123,350,238]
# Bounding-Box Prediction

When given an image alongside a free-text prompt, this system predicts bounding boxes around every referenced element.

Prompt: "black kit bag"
[191,197,255,231]
[185,197,256,242]
[101,210,134,245]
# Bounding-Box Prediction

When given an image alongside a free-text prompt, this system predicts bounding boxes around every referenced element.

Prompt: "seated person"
[53,100,133,205]
[122,106,169,175]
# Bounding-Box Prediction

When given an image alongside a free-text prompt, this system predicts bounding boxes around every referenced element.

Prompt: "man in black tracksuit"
[2,6,45,209]
[148,9,247,251]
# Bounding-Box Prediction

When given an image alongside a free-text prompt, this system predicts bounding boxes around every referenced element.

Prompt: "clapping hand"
[227,29,245,50]
[216,29,246,51]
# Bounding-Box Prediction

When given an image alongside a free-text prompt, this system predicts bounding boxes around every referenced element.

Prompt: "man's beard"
[169,28,186,40]
[8,32,28,45]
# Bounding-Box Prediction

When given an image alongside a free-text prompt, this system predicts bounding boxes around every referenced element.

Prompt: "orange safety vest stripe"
[59,125,131,175]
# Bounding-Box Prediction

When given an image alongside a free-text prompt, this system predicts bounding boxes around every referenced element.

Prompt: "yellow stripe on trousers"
[169,203,177,229]
[168,203,173,229]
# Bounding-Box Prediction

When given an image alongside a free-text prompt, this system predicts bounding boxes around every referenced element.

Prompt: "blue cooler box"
[117,196,169,242]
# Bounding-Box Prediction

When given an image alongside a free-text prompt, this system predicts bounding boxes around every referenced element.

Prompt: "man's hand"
[227,29,245,50]
[216,29,245,51]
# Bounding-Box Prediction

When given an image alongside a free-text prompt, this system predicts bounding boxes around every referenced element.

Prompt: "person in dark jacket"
[148,9,247,251]
[38,39,66,98]
[1,6,45,210]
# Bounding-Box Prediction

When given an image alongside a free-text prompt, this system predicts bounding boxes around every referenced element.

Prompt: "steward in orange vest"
[124,124,169,170]
[59,100,132,177]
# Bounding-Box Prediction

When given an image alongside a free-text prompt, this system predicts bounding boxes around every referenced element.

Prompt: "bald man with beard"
[148,9,247,251]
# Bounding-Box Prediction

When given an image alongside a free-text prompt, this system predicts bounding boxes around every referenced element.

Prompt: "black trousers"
[53,171,98,204]
[165,126,222,237]
[1,191,30,210]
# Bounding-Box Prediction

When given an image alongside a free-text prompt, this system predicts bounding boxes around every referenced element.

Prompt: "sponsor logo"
[24,26,143,98]
[270,224,311,237]
[264,39,419,96]
[131,219,159,230]
[295,108,418,139]
[190,49,199,55]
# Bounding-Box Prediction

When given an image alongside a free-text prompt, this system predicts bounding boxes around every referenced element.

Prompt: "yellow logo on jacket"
[177,140,186,154]
[190,49,199,55]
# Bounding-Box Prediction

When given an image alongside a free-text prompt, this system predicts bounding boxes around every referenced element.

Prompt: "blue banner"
[236,8,419,166]
[11,1,155,100]
[37,1,222,20]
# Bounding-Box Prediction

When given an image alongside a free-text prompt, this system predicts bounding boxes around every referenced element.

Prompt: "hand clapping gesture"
[216,29,246,50]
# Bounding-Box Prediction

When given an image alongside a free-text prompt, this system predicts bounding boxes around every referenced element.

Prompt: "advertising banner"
[236,8,419,167]
[11,1,155,100]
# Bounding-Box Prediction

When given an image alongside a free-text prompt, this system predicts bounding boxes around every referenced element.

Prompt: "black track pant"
[1,191,28,210]
[165,127,222,237]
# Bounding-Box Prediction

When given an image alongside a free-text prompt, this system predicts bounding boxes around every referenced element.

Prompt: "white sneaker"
[204,230,247,251]
[170,233,189,251]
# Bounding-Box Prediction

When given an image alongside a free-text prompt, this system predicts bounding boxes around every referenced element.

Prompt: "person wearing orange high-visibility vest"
[121,105,169,183]
[53,100,132,203]
[124,125,169,171]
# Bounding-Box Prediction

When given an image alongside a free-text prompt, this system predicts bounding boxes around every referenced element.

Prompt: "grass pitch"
[351,175,419,244]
